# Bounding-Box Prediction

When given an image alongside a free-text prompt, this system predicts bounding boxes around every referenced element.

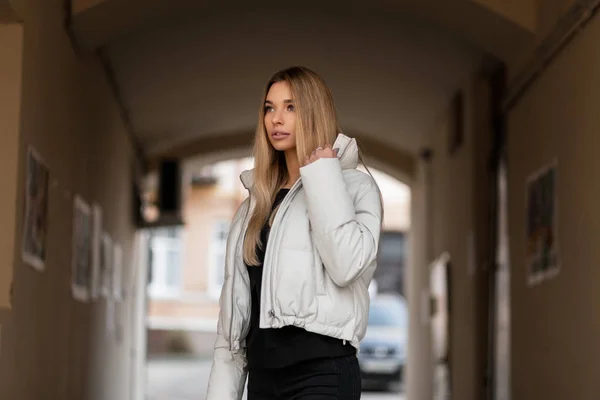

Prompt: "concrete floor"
[146,357,405,400]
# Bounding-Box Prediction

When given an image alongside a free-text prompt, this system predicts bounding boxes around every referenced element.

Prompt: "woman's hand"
[303,144,339,166]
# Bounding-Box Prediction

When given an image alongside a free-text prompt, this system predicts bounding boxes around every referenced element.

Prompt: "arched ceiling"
[68,0,536,180]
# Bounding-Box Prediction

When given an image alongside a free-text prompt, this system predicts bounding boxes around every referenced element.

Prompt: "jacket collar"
[239,133,358,190]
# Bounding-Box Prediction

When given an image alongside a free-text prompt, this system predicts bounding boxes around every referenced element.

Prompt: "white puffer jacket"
[206,133,383,400]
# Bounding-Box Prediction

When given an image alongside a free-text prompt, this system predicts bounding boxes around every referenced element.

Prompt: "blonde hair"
[243,66,340,265]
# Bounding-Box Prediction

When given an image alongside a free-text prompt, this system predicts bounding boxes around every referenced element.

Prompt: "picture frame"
[72,195,92,301]
[526,159,559,286]
[21,147,50,272]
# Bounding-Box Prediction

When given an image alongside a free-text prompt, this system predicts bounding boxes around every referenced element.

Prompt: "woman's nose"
[272,110,283,125]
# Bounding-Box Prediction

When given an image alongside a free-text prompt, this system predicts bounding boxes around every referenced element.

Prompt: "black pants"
[247,355,361,399]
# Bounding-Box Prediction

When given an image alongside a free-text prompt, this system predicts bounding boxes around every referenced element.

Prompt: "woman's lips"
[272,131,290,140]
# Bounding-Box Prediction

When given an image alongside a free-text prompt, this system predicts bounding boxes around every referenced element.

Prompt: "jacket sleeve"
[205,331,247,400]
[206,202,249,400]
[299,157,383,287]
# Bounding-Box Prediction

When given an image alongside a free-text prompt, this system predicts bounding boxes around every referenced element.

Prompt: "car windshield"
[368,296,408,328]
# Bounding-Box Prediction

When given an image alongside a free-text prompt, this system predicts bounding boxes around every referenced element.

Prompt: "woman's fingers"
[304,144,338,165]
[316,145,335,158]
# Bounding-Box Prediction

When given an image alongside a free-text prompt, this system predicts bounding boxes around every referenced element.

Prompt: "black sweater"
[245,188,355,370]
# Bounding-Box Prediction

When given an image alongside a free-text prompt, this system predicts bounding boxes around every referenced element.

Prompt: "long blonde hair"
[243,66,340,266]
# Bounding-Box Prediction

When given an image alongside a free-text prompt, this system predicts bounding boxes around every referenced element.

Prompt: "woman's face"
[264,81,297,153]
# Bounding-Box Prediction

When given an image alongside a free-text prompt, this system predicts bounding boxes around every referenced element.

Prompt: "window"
[208,220,230,299]
[149,227,183,298]
[378,232,406,264]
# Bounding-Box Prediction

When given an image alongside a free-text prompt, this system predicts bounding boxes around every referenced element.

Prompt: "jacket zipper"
[262,145,348,324]
[263,179,303,326]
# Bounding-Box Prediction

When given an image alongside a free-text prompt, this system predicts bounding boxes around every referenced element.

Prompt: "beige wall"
[430,76,492,400]
[407,72,493,400]
[148,159,246,324]
[149,301,220,319]
[0,0,137,399]
[470,0,577,36]
[472,0,537,32]
[147,183,238,324]
[182,185,217,294]
[0,24,23,310]
[406,159,433,400]
[537,0,577,40]
[368,167,412,232]
[507,10,600,400]
[71,0,106,14]
[506,0,578,83]
[181,185,239,294]
[0,1,19,22]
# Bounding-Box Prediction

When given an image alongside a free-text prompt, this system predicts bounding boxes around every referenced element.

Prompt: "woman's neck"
[283,149,300,189]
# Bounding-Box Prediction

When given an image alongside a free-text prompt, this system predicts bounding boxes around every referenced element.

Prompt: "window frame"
[148,228,184,299]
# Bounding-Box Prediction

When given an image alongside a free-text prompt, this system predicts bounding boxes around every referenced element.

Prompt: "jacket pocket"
[275,249,319,318]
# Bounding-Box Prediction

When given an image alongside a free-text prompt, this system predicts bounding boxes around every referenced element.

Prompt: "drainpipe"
[485,63,506,400]
[419,148,434,264]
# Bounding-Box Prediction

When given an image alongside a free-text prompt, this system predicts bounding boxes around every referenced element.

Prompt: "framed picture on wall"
[100,233,113,298]
[90,204,103,300]
[71,195,92,302]
[526,159,559,285]
[22,146,50,272]
[112,243,123,301]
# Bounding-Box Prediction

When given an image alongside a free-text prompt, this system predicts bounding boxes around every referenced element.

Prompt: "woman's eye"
[264,106,274,113]
[287,105,295,112]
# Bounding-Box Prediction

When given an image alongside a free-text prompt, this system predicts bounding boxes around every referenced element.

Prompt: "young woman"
[206,66,383,400]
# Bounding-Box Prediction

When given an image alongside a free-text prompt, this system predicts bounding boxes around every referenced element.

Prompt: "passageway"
[2,1,598,400]
[142,155,411,399]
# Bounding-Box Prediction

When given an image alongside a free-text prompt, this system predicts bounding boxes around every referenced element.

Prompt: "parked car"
[359,293,408,391]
